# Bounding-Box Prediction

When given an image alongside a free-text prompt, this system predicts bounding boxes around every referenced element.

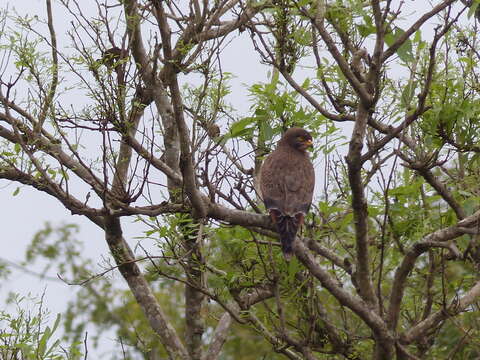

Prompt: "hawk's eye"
[296,136,304,142]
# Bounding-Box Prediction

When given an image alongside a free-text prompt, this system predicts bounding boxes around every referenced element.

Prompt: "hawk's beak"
[304,139,313,148]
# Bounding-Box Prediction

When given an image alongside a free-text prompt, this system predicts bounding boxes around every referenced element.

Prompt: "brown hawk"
[260,127,315,260]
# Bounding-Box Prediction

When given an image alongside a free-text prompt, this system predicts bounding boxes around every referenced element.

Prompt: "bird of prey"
[260,127,315,260]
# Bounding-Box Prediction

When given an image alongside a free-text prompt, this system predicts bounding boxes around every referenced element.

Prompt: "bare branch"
[35,0,59,134]
[104,216,190,359]
[312,1,373,107]
[387,210,480,331]
[382,0,459,61]
[401,280,480,344]
[293,239,392,344]
[203,312,232,360]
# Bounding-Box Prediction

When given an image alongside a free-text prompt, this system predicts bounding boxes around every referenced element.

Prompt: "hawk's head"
[280,127,313,151]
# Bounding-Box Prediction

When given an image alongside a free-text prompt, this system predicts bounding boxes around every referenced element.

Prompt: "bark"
[183,223,206,360]
[401,280,480,344]
[1,1,477,359]
[346,104,379,311]
[0,114,105,196]
[293,240,393,349]
[387,211,480,331]
[154,1,207,218]
[104,216,189,360]
[381,0,458,61]
[123,0,182,197]
[203,313,232,360]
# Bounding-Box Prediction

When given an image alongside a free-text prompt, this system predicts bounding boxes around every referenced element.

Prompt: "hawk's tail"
[276,214,301,261]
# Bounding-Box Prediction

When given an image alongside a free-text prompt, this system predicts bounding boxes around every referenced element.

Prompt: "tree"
[1,0,480,359]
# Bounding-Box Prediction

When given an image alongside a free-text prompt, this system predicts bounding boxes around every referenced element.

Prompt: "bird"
[259,127,315,260]
[98,47,127,70]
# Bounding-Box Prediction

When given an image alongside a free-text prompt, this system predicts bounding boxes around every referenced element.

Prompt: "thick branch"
[203,312,232,360]
[111,98,144,199]
[305,237,353,274]
[387,210,480,331]
[192,1,264,42]
[0,167,103,227]
[346,104,378,310]
[0,116,105,196]
[293,240,392,344]
[123,0,154,78]
[207,201,273,229]
[368,0,385,100]
[401,280,480,344]
[123,0,182,199]
[104,216,189,360]
[156,2,206,217]
[313,1,373,107]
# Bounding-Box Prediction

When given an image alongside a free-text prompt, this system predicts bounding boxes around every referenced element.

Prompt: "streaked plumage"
[259,128,315,260]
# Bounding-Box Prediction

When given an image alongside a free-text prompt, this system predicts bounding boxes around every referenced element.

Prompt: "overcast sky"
[0,0,467,357]
[0,0,272,356]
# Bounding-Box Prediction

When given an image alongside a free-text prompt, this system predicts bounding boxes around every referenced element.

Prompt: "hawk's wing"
[259,150,285,211]
[284,155,315,215]
[260,150,315,216]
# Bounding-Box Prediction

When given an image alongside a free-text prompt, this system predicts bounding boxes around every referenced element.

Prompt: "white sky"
[0,0,270,356]
[0,0,468,357]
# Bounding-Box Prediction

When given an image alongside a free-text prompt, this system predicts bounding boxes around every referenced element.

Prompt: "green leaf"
[468,0,480,19]
[401,82,415,108]
[301,77,310,89]
[385,27,413,62]
[357,24,375,37]
[414,29,422,43]
[51,313,61,333]
[259,120,274,142]
[47,168,56,178]
[38,326,51,356]
[229,117,256,138]
[296,0,310,7]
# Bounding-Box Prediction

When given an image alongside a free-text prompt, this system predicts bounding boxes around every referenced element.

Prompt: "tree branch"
[104,216,189,359]
[346,104,379,311]
[382,0,458,61]
[203,312,232,360]
[401,280,480,344]
[313,1,373,107]
[35,0,59,134]
[387,210,480,331]
[293,239,392,345]
[155,1,207,218]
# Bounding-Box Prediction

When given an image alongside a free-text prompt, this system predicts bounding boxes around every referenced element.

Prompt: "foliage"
[0,294,83,360]
[0,1,480,360]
